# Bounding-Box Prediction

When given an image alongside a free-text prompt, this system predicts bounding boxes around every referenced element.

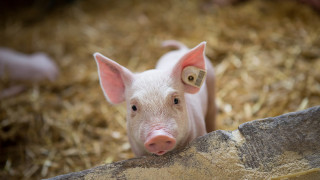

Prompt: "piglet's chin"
[144,129,176,155]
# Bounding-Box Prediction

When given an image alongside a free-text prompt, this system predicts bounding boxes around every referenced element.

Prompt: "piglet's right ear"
[94,53,134,104]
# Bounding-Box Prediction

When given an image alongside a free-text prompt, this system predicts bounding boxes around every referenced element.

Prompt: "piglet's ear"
[171,42,207,94]
[94,53,134,104]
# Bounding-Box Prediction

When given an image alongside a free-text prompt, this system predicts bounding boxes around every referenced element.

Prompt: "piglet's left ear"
[171,42,207,94]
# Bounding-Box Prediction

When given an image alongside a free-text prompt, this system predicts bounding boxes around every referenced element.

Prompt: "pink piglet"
[94,40,216,157]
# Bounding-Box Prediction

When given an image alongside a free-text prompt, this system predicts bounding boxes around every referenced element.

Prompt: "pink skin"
[0,48,59,82]
[0,48,59,99]
[94,40,216,156]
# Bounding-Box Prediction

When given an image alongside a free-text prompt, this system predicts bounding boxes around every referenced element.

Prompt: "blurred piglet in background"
[0,48,59,99]
[94,40,216,157]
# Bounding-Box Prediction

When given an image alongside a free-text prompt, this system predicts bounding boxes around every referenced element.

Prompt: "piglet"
[94,40,216,157]
[0,48,59,82]
[0,48,59,99]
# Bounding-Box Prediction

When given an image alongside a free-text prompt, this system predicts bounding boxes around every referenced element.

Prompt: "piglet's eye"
[132,105,137,111]
[174,98,179,105]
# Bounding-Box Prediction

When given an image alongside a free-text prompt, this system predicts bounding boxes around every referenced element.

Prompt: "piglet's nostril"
[166,141,172,145]
[149,143,156,147]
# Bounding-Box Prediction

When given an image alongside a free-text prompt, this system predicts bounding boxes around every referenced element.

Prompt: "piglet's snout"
[144,130,176,155]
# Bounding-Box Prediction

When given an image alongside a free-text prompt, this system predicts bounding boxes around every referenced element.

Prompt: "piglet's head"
[94,42,207,156]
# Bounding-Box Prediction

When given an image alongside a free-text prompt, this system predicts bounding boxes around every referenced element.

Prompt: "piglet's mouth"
[155,150,166,155]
